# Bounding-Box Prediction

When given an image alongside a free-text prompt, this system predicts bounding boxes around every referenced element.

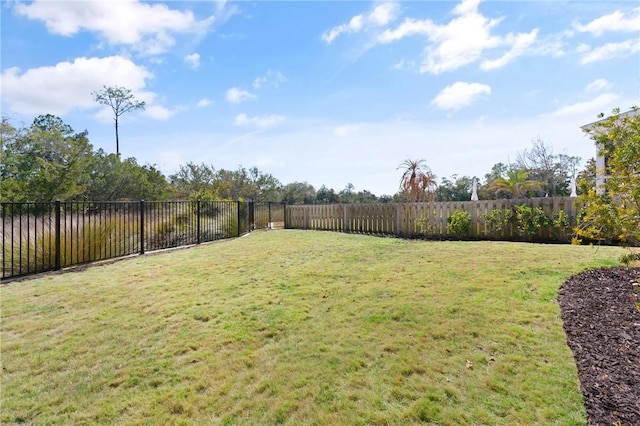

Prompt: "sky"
[1,0,639,196]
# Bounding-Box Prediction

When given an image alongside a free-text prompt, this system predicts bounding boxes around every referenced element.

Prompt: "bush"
[515,205,550,240]
[447,210,471,239]
[552,210,572,240]
[483,209,513,235]
[416,210,439,237]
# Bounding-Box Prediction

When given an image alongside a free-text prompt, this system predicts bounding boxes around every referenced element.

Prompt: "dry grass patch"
[1,230,625,425]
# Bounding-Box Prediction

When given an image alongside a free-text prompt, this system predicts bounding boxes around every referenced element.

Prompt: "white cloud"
[196,98,213,108]
[585,79,613,93]
[225,87,257,104]
[579,39,640,64]
[252,70,287,89]
[334,125,360,137]
[234,113,285,129]
[322,1,400,43]
[550,93,620,118]
[184,53,201,69]
[141,105,176,121]
[431,82,491,111]
[377,0,538,74]
[0,55,153,116]
[574,7,640,36]
[14,0,215,55]
[481,29,538,70]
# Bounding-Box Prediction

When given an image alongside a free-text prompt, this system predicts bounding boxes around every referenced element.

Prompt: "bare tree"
[516,137,580,196]
[92,86,145,156]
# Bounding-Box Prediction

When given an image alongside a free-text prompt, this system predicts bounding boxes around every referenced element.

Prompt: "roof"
[580,108,640,132]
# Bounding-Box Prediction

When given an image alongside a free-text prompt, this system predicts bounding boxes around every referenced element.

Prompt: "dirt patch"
[559,267,640,426]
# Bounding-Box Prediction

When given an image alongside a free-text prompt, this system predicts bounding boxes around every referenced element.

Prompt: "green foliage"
[169,163,282,202]
[552,210,572,240]
[515,205,550,240]
[1,116,168,202]
[489,169,543,199]
[416,210,439,236]
[619,251,640,266]
[436,175,476,201]
[576,158,596,196]
[483,209,513,234]
[281,181,316,204]
[576,107,640,246]
[446,210,471,238]
[315,185,338,204]
[85,151,169,201]
[1,115,93,201]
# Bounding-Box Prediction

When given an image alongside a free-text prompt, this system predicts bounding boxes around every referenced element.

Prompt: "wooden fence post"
[343,205,349,233]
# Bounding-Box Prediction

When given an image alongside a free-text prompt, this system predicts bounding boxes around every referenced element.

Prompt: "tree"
[169,162,218,200]
[1,115,93,201]
[435,175,476,201]
[576,107,640,245]
[92,86,145,156]
[316,185,338,204]
[338,183,356,203]
[281,182,316,204]
[397,159,437,202]
[516,137,581,196]
[489,168,543,199]
[576,158,596,196]
[85,151,169,201]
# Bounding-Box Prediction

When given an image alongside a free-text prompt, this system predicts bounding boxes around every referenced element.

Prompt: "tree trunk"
[115,117,120,156]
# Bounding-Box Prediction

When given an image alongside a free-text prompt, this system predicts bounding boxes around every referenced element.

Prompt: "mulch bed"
[559,267,640,426]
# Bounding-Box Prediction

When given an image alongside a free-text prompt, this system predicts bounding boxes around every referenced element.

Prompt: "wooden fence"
[285,197,579,242]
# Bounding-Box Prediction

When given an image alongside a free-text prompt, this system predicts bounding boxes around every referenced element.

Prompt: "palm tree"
[490,169,543,198]
[397,159,437,202]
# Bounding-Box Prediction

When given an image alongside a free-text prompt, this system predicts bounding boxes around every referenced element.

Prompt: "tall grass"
[2,201,248,279]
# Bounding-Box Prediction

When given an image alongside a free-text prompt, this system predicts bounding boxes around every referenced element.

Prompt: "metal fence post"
[55,200,61,270]
[249,201,255,231]
[140,200,145,255]
[237,201,241,237]
[196,199,201,244]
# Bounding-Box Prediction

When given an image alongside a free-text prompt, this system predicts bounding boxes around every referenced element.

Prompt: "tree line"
[2,114,593,204]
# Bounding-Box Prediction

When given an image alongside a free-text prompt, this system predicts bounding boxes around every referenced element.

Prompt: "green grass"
[0,230,625,425]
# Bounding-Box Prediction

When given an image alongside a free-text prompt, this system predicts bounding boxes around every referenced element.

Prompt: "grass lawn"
[1,230,625,425]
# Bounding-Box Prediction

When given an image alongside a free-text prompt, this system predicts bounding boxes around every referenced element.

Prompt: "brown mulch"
[559,267,640,426]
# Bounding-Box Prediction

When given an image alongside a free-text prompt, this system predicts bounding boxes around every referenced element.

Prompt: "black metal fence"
[1,201,285,280]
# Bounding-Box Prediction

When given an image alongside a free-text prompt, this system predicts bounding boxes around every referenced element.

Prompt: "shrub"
[515,205,550,240]
[447,210,471,239]
[552,210,572,240]
[483,209,513,235]
[416,210,439,237]
[619,251,640,266]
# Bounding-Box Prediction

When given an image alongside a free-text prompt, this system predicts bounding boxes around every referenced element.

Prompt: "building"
[580,109,639,194]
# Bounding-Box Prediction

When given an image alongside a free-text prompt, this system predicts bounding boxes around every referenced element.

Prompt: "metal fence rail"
[1,200,283,280]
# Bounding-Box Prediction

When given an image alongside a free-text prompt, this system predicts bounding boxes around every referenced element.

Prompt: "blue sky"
[1,0,639,196]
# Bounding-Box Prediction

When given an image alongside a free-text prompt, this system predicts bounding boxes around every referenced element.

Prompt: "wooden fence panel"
[285,197,580,242]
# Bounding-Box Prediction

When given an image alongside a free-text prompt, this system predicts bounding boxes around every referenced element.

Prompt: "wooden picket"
[285,197,579,242]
